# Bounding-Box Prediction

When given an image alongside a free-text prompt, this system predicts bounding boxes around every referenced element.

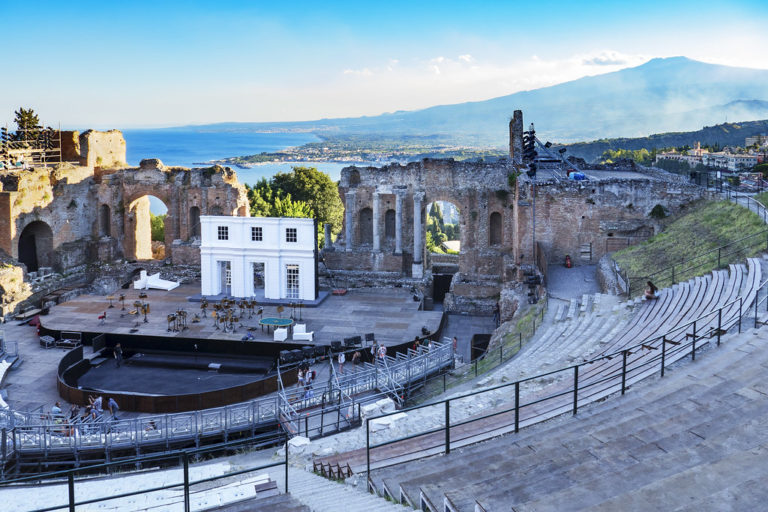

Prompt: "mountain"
[183,57,768,145]
[564,118,768,162]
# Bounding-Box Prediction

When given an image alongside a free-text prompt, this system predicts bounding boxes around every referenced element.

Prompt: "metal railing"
[0,432,289,512]
[623,194,768,297]
[0,393,286,473]
[363,272,763,477]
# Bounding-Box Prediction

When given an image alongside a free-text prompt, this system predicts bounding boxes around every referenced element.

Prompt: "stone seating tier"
[371,319,768,511]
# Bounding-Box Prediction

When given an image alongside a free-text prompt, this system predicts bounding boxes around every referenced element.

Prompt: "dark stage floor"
[77,358,273,396]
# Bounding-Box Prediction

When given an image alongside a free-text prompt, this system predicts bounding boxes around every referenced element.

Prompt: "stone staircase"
[370,323,768,511]
[270,468,410,512]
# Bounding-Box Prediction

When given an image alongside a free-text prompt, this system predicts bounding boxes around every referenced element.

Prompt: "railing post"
[691,321,697,361]
[717,247,721,268]
[514,381,520,433]
[183,451,190,512]
[366,418,371,478]
[443,372,446,392]
[68,471,75,512]
[500,345,503,364]
[285,433,289,493]
[474,359,477,377]
[519,332,522,351]
[739,297,743,333]
[621,350,628,395]
[445,400,451,455]
[661,336,667,377]
[717,309,722,346]
[671,265,675,285]
[755,294,760,329]
[572,365,579,415]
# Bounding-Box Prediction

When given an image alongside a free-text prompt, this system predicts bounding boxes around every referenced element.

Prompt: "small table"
[259,317,294,334]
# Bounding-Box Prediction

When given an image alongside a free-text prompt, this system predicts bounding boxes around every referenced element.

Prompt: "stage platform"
[41,283,443,347]
[76,356,273,396]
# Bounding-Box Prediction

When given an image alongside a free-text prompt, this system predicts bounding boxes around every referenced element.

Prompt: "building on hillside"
[655,141,760,172]
[199,216,318,301]
[745,135,768,148]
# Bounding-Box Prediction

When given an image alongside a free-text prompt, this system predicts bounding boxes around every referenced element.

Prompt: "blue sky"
[2,0,767,128]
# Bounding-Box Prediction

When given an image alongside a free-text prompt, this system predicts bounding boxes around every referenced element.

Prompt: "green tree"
[150,213,166,242]
[14,107,41,142]
[271,166,344,236]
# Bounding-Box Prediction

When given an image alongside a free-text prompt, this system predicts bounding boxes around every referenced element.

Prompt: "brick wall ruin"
[0,131,249,278]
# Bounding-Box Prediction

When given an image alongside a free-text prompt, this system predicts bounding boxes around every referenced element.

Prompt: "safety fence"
[0,433,289,512]
[363,276,763,477]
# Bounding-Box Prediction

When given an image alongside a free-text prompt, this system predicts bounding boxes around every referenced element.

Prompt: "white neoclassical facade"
[200,216,317,301]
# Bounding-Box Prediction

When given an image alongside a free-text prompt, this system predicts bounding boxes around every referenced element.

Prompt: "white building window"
[217,226,229,240]
[286,227,297,243]
[251,226,263,241]
[286,265,300,299]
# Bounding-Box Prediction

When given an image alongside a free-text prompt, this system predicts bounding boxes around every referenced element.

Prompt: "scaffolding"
[0,123,62,170]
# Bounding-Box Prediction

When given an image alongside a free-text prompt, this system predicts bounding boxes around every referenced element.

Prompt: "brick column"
[394,189,404,254]
[412,191,425,278]
[345,190,356,251]
[372,192,381,252]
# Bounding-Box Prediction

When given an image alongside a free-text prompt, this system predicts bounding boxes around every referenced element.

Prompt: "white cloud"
[342,67,373,76]
[458,54,473,63]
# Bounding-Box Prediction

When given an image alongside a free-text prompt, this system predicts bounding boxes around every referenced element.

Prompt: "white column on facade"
[345,190,356,251]
[412,191,425,278]
[372,191,381,252]
[394,190,404,254]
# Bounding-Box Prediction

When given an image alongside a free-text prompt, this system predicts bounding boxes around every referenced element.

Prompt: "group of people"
[49,395,120,436]
[297,363,316,399]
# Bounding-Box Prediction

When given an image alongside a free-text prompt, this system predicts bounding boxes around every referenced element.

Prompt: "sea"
[122,128,371,213]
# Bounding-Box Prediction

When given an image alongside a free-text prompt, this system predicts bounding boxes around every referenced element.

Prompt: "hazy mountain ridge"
[176,57,768,146]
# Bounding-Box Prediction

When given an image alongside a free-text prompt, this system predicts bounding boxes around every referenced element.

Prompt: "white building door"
[286,264,300,300]
[219,261,231,296]
[252,262,265,298]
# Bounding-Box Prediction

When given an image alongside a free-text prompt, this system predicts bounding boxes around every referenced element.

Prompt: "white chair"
[293,324,314,342]
[273,328,288,342]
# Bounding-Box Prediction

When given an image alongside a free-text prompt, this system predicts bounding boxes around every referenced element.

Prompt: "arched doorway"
[189,206,201,240]
[18,221,54,272]
[425,200,461,304]
[99,204,111,237]
[126,195,170,260]
[358,207,373,246]
[385,209,396,240]
[490,211,503,246]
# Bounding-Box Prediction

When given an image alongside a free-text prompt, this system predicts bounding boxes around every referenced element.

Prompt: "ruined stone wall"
[79,129,126,168]
[331,158,516,278]
[515,175,707,266]
[95,159,249,264]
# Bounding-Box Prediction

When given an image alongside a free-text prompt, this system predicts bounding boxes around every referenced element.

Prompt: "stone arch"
[189,206,201,239]
[18,220,54,272]
[124,194,170,260]
[490,211,502,246]
[99,204,111,237]
[384,209,396,239]
[358,207,373,245]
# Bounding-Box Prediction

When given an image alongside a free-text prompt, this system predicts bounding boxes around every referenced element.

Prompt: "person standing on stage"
[114,343,123,368]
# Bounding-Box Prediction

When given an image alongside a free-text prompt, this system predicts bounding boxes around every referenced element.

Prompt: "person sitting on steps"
[645,281,659,300]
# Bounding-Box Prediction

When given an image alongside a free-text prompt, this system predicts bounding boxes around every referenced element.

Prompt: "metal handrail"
[364,268,761,476]
[623,194,768,297]
[0,432,291,511]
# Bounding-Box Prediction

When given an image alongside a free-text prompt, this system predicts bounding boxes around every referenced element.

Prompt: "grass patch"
[614,200,767,294]
[407,299,546,405]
